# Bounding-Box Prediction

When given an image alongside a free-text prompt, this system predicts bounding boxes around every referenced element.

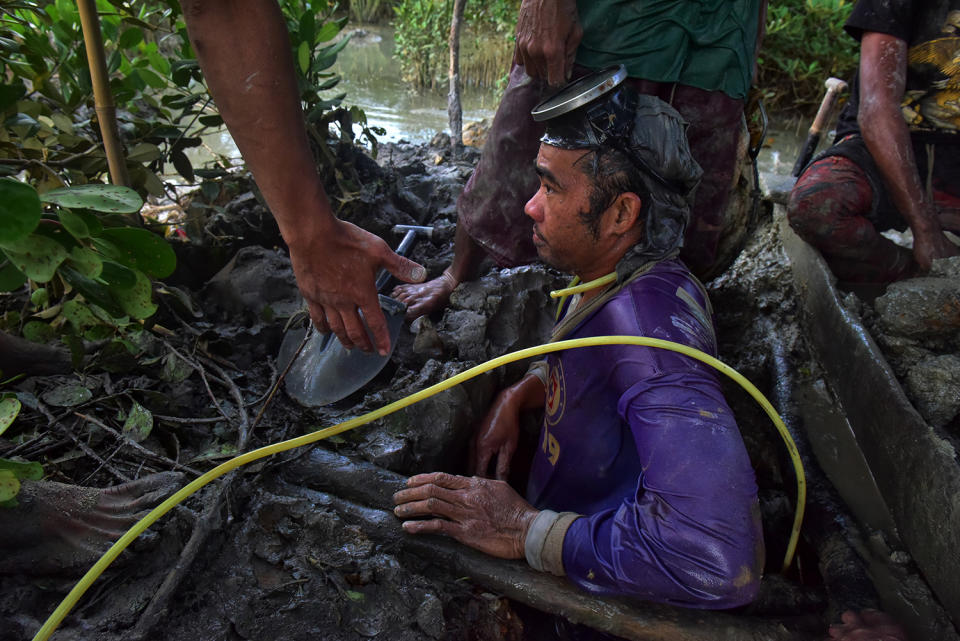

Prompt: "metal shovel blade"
[278,295,406,407]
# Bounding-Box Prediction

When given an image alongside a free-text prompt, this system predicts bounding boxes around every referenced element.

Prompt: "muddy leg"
[0,472,183,575]
[787,156,915,283]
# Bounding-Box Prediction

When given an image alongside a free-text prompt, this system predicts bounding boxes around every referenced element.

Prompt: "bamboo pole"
[76,0,130,187]
[447,0,466,153]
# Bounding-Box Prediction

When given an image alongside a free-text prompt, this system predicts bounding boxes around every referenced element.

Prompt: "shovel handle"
[374,225,434,292]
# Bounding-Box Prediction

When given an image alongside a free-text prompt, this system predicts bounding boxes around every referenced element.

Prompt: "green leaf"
[0,469,20,503]
[314,37,351,72]
[146,47,170,76]
[198,114,223,127]
[62,299,99,332]
[50,112,74,134]
[6,112,40,138]
[160,351,193,383]
[62,332,84,369]
[316,76,340,91]
[94,338,137,372]
[110,268,157,319]
[0,81,27,112]
[143,169,164,197]
[118,27,143,49]
[0,395,21,436]
[22,321,55,344]
[127,142,162,163]
[138,67,167,90]
[170,148,194,183]
[297,40,311,75]
[41,383,92,407]
[100,260,136,288]
[0,178,42,245]
[200,181,220,202]
[158,284,202,318]
[67,246,103,278]
[122,401,152,442]
[89,302,128,326]
[58,207,90,239]
[345,590,365,602]
[75,210,104,236]
[0,458,43,481]
[98,228,176,278]
[299,10,316,45]
[41,184,143,214]
[1,234,69,282]
[0,259,27,292]
[194,168,230,179]
[315,20,342,43]
[30,288,48,307]
[60,265,124,317]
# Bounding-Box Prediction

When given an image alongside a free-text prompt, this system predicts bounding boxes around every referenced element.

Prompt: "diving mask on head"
[531,65,703,267]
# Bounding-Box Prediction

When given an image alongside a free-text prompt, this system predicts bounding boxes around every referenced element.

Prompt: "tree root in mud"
[279,447,826,641]
[130,349,254,640]
[0,330,72,377]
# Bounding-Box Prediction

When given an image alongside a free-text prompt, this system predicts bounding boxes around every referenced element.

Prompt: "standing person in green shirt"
[393,0,766,319]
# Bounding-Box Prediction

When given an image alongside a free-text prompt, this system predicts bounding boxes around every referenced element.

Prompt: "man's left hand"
[392,472,539,559]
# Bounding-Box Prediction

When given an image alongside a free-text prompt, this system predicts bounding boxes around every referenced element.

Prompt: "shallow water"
[184,25,815,177]
[184,25,499,169]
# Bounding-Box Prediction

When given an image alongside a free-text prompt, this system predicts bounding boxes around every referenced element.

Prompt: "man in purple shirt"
[393,69,763,610]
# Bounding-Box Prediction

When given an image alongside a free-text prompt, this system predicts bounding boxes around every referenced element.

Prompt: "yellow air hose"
[33,336,805,641]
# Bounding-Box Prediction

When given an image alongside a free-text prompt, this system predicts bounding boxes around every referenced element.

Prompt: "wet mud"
[1,142,956,640]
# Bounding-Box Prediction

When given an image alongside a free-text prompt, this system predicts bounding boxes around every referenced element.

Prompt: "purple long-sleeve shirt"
[527,259,764,608]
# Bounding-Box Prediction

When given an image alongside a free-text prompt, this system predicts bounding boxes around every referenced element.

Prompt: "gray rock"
[759,172,797,206]
[930,256,960,278]
[444,264,562,367]
[439,309,489,362]
[411,317,444,359]
[360,359,497,474]
[203,246,300,323]
[415,593,445,639]
[905,354,960,427]
[875,277,960,339]
[874,333,934,378]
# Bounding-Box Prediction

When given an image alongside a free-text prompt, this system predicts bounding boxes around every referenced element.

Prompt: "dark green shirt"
[575,0,761,100]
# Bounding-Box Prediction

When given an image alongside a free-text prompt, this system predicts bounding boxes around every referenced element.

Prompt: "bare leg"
[0,472,183,575]
[392,225,485,319]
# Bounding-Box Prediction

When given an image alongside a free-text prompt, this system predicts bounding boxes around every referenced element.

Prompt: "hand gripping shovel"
[277,225,433,407]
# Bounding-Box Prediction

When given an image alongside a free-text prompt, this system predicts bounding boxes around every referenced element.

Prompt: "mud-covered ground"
[0,140,953,640]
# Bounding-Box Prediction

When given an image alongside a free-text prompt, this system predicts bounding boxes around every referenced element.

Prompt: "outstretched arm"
[182,0,425,354]
[858,31,959,270]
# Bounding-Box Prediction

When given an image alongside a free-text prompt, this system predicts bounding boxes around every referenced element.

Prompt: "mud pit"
[0,141,954,640]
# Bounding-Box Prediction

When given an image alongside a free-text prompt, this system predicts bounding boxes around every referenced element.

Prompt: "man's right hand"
[471,374,547,480]
[471,391,524,481]
[289,218,425,355]
[913,224,960,272]
[513,0,583,87]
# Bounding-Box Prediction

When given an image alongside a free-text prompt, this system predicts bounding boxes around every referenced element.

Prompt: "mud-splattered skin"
[859,32,957,270]
[0,473,182,575]
[789,1,960,282]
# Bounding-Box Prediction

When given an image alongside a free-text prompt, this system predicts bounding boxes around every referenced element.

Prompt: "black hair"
[575,145,651,240]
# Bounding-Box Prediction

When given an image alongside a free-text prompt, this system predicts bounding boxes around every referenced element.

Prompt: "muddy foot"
[392,274,457,320]
[0,471,184,575]
[828,610,908,640]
